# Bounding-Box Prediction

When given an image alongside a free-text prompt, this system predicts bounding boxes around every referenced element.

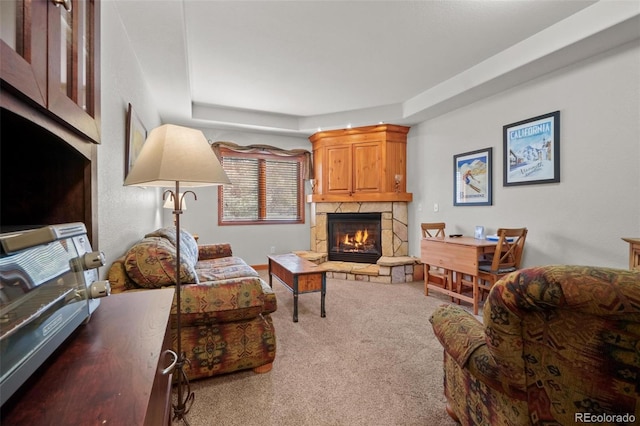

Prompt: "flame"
[355,229,368,244]
[342,228,369,247]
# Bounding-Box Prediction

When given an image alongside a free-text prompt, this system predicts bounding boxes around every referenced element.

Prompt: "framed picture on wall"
[125,103,147,178]
[453,147,493,206]
[503,111,560,186]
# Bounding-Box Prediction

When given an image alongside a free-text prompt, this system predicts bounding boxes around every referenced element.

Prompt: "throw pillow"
[146,226,199,266]
[124,237,198,288]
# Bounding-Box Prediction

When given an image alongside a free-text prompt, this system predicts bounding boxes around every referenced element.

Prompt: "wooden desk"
[1,289,176,426]
[268,253,326,322]
[622,238,640,271]
[421,237,496,315]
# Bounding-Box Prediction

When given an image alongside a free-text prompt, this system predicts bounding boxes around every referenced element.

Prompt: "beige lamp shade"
[124,124,231,187]
[163,193,186,210]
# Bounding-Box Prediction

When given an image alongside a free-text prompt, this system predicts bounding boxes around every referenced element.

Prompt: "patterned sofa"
[108,227,276,381]
[430,265,640,425]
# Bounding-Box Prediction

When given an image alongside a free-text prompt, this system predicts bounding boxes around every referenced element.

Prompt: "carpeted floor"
[176,272,480,425]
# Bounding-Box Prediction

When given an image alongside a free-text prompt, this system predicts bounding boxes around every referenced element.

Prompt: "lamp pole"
[166,184,195,423]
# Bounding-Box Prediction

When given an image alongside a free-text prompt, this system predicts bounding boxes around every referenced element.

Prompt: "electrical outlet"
[433,203,439,212]
[270,246,276,254]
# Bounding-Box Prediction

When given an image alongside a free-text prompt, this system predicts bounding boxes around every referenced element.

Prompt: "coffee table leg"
[320,273,326,318]
[293,277,299,322]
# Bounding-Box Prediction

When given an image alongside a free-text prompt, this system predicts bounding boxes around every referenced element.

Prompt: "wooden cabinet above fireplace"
[309,124,412,202]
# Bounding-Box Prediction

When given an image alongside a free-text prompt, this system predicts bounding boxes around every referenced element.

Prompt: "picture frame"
[125,103,147,177]
[453,147,492,206]
[503,111,560,186]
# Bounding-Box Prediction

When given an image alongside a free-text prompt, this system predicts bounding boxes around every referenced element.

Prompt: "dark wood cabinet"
[1,289,176,426]
[1,0,101,143]
[1,0,100,241]
[309,124,412,202]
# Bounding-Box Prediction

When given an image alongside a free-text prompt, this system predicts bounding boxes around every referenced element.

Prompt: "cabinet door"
[0,0,48,107]
[353,142,382,192]
[47,0,100,143]
[326,145,352,194]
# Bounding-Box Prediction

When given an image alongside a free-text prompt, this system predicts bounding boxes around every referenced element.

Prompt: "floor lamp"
[124,124,230,424]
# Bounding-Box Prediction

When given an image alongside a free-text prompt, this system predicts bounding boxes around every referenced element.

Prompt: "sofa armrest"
[430,304,486,366]
[198,243,233,260]
[430,304,526,399]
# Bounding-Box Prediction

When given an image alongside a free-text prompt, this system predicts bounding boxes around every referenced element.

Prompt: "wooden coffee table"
[268,253,326,322]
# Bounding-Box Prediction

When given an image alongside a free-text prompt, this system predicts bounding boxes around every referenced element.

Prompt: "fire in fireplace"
[327,213,382,263]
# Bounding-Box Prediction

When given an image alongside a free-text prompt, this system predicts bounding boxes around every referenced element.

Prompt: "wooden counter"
[1,289,175,426]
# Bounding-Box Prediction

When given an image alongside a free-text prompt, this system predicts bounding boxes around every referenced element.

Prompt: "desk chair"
[457,228,527,313]
[421,223,449,296]
[477,228,528,297]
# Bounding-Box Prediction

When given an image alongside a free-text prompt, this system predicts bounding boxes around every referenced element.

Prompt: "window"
[218,148,305,225]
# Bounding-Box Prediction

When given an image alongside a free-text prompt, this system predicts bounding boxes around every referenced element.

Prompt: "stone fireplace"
[303,201,420,283]
[310,201,409,260]
[302,124,420,283]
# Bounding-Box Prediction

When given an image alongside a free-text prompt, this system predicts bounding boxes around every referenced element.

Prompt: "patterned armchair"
[430,265,640,425]
[108,227,276,381]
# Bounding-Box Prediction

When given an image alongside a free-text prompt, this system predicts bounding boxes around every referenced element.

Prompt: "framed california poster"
[453,147,492,206]
[503,111,560,186]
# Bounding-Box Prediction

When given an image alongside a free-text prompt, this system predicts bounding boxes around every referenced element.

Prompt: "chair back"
[487,228,527,273]
[421,222,446,238]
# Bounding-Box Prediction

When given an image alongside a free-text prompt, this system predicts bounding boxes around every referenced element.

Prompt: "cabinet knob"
[51,0,72,12]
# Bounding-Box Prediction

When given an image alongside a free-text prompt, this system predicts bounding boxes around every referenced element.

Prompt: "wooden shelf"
[308,192,413,203]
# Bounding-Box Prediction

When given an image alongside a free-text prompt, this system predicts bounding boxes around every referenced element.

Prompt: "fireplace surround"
[311,201,409,259]
[305,201,421,283]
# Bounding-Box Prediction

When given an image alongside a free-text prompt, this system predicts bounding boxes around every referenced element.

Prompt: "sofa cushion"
[145,226,199,266]
[195,256,259,282]
[124,237,198,288]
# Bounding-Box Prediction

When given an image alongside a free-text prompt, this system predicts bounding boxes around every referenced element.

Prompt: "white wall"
[407,41,640,269]
[98,3,312,271]
[97,2,163,273]
[166,129,311,266]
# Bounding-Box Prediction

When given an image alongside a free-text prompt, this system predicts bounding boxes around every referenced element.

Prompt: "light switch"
[433,203,439,212]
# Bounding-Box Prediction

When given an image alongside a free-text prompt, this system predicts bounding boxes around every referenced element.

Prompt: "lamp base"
[172,352,194,424]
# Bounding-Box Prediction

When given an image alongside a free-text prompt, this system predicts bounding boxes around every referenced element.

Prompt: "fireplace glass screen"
[328,213,382,263]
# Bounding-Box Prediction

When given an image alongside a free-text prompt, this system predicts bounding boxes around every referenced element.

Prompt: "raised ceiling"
[114,1,640,136]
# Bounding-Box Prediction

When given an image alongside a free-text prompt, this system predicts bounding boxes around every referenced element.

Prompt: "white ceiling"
[114,0,640,136]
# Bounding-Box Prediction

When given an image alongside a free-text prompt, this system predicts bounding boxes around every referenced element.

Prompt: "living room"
[94,1,638,273]
[1,1,639,425]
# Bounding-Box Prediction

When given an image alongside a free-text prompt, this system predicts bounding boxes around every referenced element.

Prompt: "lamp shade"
[124,124,231,187]
[163,193,186,210]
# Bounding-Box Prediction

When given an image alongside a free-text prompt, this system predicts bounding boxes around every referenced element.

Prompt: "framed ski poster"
[503,111,560,186]
[454,147,492,206]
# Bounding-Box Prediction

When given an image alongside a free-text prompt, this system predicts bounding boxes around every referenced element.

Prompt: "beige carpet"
[176,272,479,425]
